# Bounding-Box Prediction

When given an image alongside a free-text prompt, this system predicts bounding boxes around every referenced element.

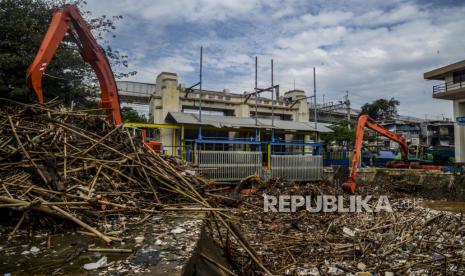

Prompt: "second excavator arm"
[342,115,409,193]
[26,4,122,125]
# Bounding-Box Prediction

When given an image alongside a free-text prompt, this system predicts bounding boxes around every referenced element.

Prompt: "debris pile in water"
[0,100,212,244]
[223,179,465,275]
[0,100,272,275]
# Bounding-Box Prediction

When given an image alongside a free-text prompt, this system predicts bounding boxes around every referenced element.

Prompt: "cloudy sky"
[84,0,465,119]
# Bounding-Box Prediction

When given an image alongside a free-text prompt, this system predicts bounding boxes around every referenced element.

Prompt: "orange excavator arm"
[342,115,408,193]
[26,4,122,125]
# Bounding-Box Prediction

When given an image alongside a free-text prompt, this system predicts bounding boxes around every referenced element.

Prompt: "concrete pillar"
[296,98,310,123]
[453,100,465,162]
[283,90,309,122]
[304,134,312,153]
[153,72,179,155]
[235,103,250,117]
[229,132,236,141]
[284,89,311,153]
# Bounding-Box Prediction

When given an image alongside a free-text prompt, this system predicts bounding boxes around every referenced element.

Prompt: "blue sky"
[84,0,465,119]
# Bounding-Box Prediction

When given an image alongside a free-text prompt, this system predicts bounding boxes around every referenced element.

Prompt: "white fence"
[195,151,262,181]
[271,154,323,181]
[195,151,323,182]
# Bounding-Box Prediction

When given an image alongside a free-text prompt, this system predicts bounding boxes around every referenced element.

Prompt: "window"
[453,69,465,84]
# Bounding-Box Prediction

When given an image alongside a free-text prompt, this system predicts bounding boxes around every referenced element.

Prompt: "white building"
[424,59,465,161]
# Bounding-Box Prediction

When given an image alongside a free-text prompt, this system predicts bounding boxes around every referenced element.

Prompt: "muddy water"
[422,200,465,213]
[0,231,133,275]
[1,211,207,275]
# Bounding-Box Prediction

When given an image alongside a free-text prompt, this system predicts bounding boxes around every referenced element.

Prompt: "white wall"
[453,99,465,162]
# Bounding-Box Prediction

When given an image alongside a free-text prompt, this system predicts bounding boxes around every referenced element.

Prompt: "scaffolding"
[125,50,325,182]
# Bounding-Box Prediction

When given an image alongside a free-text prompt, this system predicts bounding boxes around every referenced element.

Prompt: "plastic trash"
[83,256,107,270]
[171,227,186,234]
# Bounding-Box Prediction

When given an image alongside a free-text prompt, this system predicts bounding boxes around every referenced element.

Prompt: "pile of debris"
[0,100,278,275]
[0,99,213,244]
[224,179,465,275]
[6,99,463,275]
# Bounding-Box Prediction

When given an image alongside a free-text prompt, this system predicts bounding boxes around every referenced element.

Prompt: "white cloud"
[85,0,268,24]
[352,4,426,26]
[289,11,354,28]
[82,0,465,119]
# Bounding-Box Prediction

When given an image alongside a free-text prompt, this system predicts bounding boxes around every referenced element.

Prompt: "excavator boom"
[342,115,409,193]
[26,4,122,125]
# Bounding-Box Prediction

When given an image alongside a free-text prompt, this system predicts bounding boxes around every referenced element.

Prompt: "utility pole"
[198,46,203,139]
[271,59,274,128]
[255,56,258,126]
[425,114,429,146]
[313,67,317,143]
[345,90,351,130]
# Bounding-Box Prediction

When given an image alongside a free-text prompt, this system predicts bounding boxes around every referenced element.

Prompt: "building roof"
[186,88,298,104]
[424,59,465,80]
[165,112,333,133]
[317,107,361,116]
[426,120,454,126]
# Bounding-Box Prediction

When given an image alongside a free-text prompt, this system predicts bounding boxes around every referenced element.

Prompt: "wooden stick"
[217,216,272,275]
[8,212,26,240]
[0,196,67,220]
[57,123,207,207]
[87,247,132,253]
[125,129,160,203]
[161,207,228,211]
[76,230,122,242]
[200,252,238,276]
[0,203,29,208]
[2,184,13,198]
[4,183,163,213]
[7,115,48,184]
[63,133,67,179]
[88,165,102,197]
[47,203,112,244]
[69,124,123,165]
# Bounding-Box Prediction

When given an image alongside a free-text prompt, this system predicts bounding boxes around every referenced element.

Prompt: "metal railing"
[195,150,262,181]
[433,80,464,94]
[194,150,324,182]
[271,154,323,181]
[323,151,352,167]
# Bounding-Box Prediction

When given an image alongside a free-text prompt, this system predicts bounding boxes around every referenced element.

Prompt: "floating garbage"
[171,228,186,234]
[83,256,108,271]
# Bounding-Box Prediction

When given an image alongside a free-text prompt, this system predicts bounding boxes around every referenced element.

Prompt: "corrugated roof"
[165,112,333,133]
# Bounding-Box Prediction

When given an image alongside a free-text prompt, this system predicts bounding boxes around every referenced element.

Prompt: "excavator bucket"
[341,179,356,194]
[26,4,122,125]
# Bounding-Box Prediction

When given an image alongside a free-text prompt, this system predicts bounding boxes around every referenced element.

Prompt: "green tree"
[320,120,356,147]
[360,98,400,121]
[321,120,376,150]
[121,106,147,123]
[0,0,135,107]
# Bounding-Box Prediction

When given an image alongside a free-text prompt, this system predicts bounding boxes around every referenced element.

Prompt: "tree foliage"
[360,98,400,121]
[0,0,136,107]
[320,120,356,147]
[121,107,147,123]
[321,120,377,150]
